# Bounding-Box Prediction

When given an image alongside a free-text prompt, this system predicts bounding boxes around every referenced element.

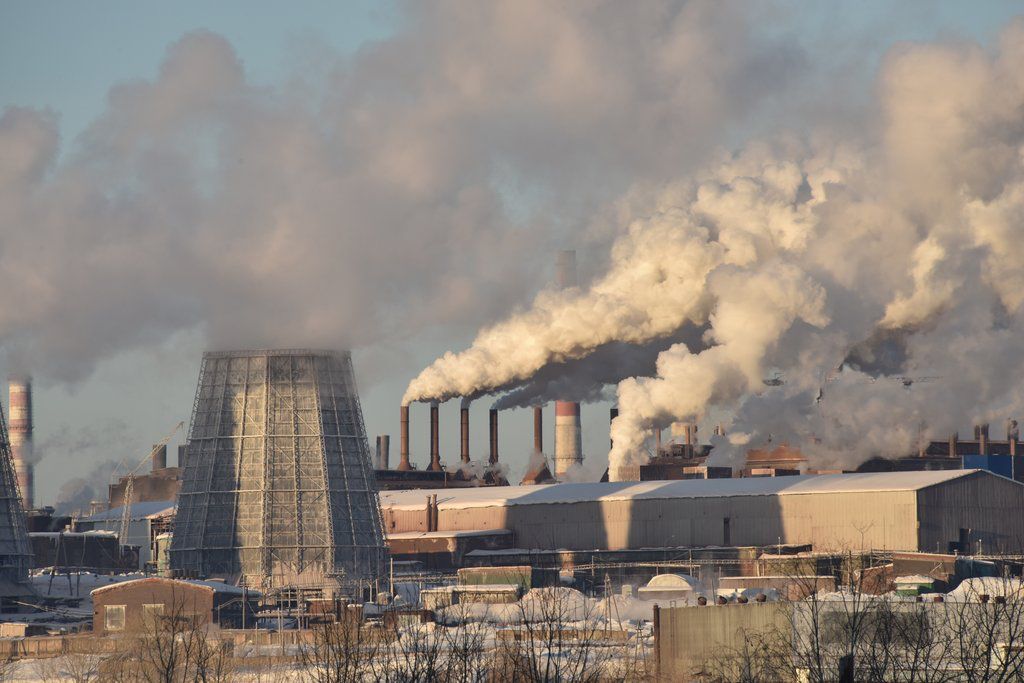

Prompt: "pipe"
[428,404,442,471]
[489,409,499,466]
[460,408,470,464]
[534,406,543,453]
[398,405,412,471]
[379,434,390,470]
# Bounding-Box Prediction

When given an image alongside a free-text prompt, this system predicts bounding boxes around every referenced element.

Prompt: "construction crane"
[119,421,184,546]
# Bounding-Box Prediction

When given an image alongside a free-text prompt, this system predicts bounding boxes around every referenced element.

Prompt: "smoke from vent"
[407,19,1024,477]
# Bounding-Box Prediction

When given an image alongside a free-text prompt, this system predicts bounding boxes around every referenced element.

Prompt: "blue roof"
[80,501,175,522]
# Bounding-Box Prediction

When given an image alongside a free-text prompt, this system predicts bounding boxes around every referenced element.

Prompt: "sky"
[1,1,1022,507]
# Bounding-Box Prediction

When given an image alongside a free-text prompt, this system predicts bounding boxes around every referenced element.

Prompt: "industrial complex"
[0,349,1022,680]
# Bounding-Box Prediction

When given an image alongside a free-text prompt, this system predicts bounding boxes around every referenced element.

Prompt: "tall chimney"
[1009,420,1019,457]
[489,409,499,466]
[428,403,442,471]
[8,378,33,509]
[949,432,958,458]
[177,444,187,470]
[553,251,583,479]
[534,406,544,453]
[554,401,583,479]
[398,405,412,471]
[151,444,167,472]
[610,407,618,449]
[685,424,694,458]
[379,434,390,470]
[460,408,470,464]
[976,424,989,456]
[654,428,662,455]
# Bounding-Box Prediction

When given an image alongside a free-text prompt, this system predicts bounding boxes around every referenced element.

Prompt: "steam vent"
[0,403,33,589]
[170,350,387,594]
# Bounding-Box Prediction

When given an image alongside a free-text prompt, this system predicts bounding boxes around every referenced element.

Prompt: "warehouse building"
[380,470,1024,554]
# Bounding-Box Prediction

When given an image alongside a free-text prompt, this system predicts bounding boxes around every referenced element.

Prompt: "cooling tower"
[170,350,388,594]
[0,403,33,587]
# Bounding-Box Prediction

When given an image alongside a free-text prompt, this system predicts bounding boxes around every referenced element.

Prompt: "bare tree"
[493,587,613,683]
[299,610,380,683]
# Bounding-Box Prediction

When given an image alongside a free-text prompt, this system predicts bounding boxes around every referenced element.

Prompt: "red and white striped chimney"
[554,400,583,478]
[553,250,583,479]
[8,378,33,509]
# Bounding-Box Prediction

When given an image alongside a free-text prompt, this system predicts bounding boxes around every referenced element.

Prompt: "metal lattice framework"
[0,403,31,587]
[170,350,387,593]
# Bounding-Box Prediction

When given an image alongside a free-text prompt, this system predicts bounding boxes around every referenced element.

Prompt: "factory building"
[77,500,175,570]
[380,470,1024,555]
[170,350,388,596]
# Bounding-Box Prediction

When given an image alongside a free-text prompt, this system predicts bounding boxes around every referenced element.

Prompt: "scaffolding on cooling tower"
[0,402,32,587]
[170,350,388,596]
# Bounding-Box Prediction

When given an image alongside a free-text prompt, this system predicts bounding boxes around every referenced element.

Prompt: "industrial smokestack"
[554,401,583,479]
[553,250,582,479]
[489,408,499,466]
[460,408,470,464]
[949,432,958,458]
[610,407,618,449]
[151,444,167,472]
[398,405,412,471]
[1009,420,1019,457]
[534,406,543,454]
[380,434,390,469]
[975,424,989,455]
[654,427,662,455]
[177,444,187,470]
[428,403,442,471]
[8,378,33,509]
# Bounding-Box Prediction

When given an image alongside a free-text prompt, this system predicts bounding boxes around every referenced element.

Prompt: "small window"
[105,605,126,631]
[143,603,164,623]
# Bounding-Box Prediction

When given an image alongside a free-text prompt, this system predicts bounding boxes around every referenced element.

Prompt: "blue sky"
[2,1,1023,506]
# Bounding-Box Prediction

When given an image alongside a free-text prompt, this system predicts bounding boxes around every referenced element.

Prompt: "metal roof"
[90,576,260,597]
[79,501,175,523]
[380,470,996,511]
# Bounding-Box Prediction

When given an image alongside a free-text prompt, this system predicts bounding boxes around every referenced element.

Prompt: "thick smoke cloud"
[0,1,796,384]
[408,19,1024,477]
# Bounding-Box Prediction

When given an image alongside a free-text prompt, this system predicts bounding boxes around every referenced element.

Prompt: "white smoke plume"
[408,19,1024,477]
[0,2,794,385]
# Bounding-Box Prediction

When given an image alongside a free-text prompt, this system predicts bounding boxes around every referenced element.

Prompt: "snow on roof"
[387,529,512,540]
[380,470,992,511]
[90,577,260,597]
[80,501,175,522]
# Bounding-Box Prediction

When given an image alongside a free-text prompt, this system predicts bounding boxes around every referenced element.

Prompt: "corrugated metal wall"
[656,603,791,680]
[381,474,1024,553]
[917,471,1024,553]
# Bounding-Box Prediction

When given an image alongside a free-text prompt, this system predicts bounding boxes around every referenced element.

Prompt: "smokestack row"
[8,379,33,509]
[395,403,503,470]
